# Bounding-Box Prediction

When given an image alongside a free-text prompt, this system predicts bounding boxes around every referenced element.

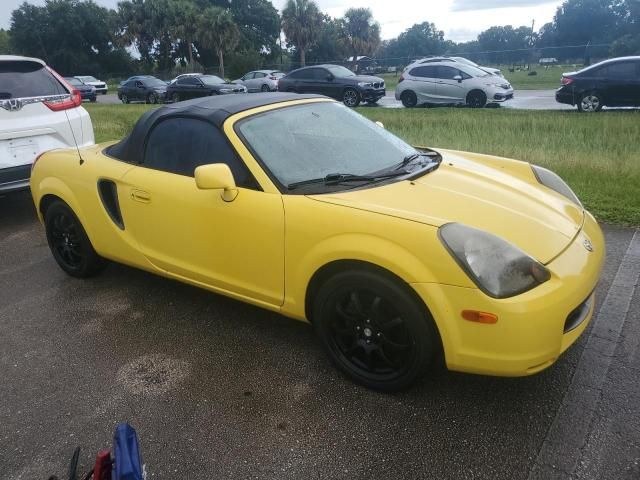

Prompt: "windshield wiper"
[287,171,409,190]
[392,151,441,171]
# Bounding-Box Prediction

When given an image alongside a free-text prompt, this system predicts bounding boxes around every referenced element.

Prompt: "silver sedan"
[233,70,285,92]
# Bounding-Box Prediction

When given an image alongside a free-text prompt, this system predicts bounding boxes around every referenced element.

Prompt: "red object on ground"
[93,449,112,480]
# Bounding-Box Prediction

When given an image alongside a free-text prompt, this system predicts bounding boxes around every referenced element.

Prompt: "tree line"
[0,0,638,79]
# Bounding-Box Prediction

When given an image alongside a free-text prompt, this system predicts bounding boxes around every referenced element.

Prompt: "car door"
[242,72,256,91]
[297,68,322,94]
[251,72,267,91]
[434,66,467,103]
[407,66,440,103]
[177,77,199,99]
[118,117,285,305]
[133,80,145,101]
[604,61,638,105]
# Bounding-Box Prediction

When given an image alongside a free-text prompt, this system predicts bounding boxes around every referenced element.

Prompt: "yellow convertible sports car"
[31,93,605,391]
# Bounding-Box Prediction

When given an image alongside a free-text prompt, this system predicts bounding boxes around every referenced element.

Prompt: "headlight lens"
[439,223,551,298]
[531,165,582,207]
[358,82,373,87]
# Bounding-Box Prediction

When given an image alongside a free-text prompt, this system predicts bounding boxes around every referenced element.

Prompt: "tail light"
[398,74,404,83]
[561,76,574,86]
[269,76,278,80]
[44,66,83,111]
[44,90,82,111]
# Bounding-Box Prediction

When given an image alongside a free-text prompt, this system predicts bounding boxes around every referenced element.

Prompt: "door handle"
[131,189,151,203]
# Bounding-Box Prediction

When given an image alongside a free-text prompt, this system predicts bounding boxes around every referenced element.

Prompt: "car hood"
[308,149,584,264]
[348,75,384,83]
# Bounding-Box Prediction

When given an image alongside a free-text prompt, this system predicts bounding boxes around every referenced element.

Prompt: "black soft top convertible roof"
[107,92,325,163]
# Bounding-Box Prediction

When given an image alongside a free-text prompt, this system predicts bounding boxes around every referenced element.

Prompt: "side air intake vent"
[98,179,124,230]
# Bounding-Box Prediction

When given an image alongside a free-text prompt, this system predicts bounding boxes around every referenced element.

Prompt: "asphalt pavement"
[1,190,639,479]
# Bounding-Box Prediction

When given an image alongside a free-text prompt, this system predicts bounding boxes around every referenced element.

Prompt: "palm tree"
[170,0,199,68]
[339,8,381,70]
[281,0,322,67]
[197,7,240,79]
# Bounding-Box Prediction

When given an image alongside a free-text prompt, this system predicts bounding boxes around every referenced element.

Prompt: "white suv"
[0,55,94,193]
[395,61,514,108]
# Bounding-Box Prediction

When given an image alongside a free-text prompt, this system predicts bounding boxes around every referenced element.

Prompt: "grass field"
[84,103,640,226]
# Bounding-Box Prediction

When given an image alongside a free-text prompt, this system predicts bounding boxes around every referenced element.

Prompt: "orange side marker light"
[462,310,498,324]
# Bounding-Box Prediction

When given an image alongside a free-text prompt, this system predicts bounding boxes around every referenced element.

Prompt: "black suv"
[277,64,385,107]
[556,56,640,112]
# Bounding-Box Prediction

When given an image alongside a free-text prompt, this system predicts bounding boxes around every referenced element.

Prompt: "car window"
[124,80,136,87]
[287,70,305,79]
[178,77,200,86]
[308,68,328,80]
[243,73,255,80]
[135,81,143,88]
[200,75,225,86]
[409,66,438,78]
[144,118,254,187]
[65,78,83,87]
[254,72,267,79]
[0,61,67,99]
[437,66,462,80]
[607,62,636,79]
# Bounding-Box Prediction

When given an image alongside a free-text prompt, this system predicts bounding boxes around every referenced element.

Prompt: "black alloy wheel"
[401,90,418,108]
[467,90,487,108]
[342,88,361,107]
[314,270,437,391]
[147,92,158,104]
[121,94,129,104]
[261,84,270,92]
[44,201,106,278]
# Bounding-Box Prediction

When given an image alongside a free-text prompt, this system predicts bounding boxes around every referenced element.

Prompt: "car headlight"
[358,82,373,88]
[531,165,582,207]
[439,223,551,298]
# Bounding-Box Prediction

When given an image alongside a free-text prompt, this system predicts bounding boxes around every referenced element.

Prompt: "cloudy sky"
[0,0,563,42]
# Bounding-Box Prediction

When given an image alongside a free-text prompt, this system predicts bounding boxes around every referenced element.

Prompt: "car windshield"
[65,78,83,86]
[327,66,355,78]
[453,57,479,67]
[238,102,419,189]
[461,64,491,77]
[143,78,167,87]
[79,76,98,82]
[200,75,225,85]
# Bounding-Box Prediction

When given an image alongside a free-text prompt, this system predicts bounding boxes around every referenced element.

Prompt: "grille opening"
[564,294,593,333]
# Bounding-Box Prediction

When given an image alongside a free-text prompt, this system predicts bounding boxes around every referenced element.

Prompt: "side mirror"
[453,75,463,83]
[375,121,385,129]
[194,163,238,202]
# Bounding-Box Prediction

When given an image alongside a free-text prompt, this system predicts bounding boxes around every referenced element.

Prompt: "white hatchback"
[0,55,94,193]
[395,61,514,108]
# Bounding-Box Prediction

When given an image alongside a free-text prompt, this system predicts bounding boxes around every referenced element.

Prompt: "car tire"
[401,90,418,108]
[90,97,97,103]
[44,200,106,278]
[313,269,438,391]
[342,88,361,107]
[146,92,158,104]
[121,94,129,104]
[577,92,603,112]
[261,84,270,92]
[466,90,487,108]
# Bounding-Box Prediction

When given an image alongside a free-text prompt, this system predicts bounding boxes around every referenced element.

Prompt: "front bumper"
[412,211,605,376]
[360,88,386,102]
[487,86,514,103]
